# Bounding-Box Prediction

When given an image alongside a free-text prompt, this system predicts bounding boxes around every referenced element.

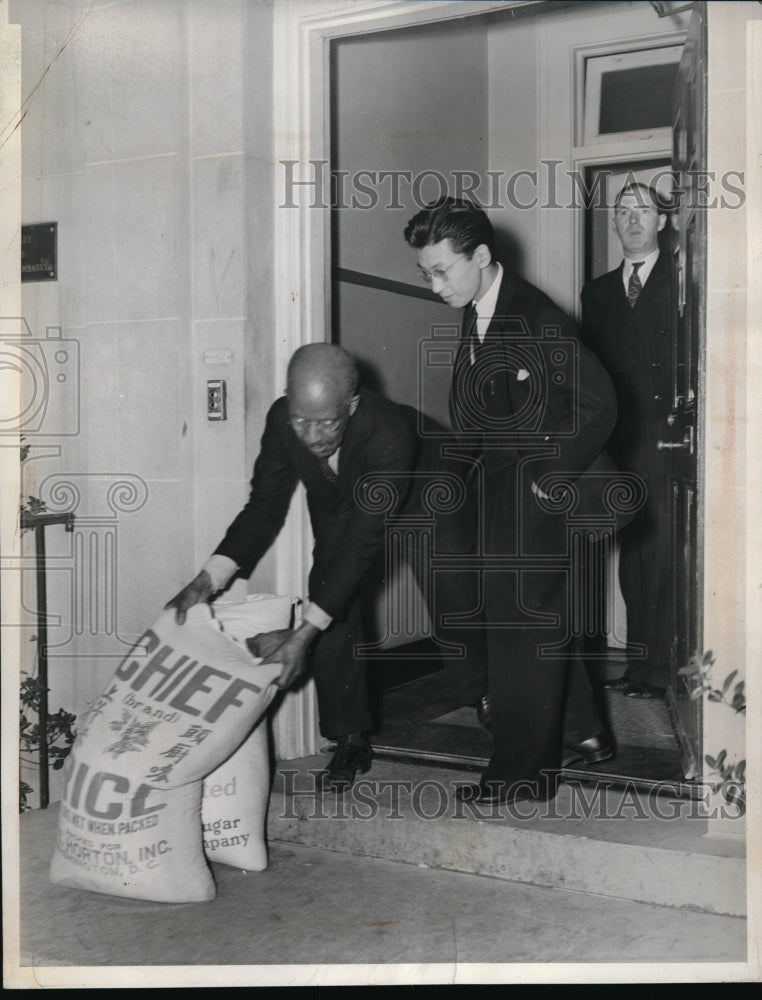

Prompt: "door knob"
[657,426,694,455]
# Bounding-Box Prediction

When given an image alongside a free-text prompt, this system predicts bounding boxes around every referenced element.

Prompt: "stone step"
[266,755,746,917]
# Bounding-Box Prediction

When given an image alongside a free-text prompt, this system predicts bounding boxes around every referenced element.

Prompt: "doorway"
[326,1,704,793]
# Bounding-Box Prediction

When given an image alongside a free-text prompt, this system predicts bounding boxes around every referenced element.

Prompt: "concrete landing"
[16,803,748,978]
[266,755,746,917]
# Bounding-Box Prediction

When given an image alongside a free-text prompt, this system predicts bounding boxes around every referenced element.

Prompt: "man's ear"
[473,243,493,269]
[657,213,667,232]
[348,395,360,416]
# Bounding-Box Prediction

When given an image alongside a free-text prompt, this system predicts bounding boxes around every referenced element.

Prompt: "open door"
[666,5,707,779]
[328,3,703,791]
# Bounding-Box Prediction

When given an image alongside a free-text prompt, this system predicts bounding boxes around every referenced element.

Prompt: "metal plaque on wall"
[21,223,57,282]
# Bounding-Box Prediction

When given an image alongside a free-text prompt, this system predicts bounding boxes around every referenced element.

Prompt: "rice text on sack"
[60,628,266,822]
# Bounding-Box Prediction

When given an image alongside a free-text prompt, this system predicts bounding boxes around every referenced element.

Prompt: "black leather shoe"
[623,683,665,700]
[561,733,614,768]
[603,676,631,692]
[319,734,372,792]
[474,694,491,732]
[455,778,553,806]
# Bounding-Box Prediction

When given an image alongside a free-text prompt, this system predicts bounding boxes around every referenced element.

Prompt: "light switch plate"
[207,379,227,420]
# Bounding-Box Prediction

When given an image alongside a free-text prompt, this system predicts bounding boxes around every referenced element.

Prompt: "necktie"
[627,262,644,308]
[319,456,340,489]
[463,302,479,365]
[449,302,479,431]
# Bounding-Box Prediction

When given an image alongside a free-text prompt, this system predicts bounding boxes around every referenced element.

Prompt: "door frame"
[271,0,529,610]
[271,0,717,778]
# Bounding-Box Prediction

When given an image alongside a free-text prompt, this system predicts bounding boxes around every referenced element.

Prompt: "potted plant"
[19,437,77,811]
[678,649,746,814]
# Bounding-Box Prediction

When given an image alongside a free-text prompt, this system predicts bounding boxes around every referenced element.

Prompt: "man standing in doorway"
[404,198,618,804]
[580,181,674,699]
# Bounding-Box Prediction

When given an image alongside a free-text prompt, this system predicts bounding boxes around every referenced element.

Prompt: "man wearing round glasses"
[166,343,418,792]
[404,197,618,805]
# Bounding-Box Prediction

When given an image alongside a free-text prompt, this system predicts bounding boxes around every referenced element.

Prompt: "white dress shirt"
[470,262,504,363]
[622,247,659,294]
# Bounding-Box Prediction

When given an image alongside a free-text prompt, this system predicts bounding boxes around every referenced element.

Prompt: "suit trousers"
[308,510,373,740]
[307,492,490,738]
[403,485,489,706]
[617,479,671,689]
[479,462,602,786]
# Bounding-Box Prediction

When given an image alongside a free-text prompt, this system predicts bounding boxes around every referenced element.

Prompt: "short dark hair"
[403,197,495,257]
[614,181,672,214]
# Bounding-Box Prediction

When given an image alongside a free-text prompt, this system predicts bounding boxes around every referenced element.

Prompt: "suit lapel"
[635,252,670,310]
[335,389,372,482]
[602,262,628,308]
[449,304,478,429]
[603,263,642,350]
[482,274,535,417]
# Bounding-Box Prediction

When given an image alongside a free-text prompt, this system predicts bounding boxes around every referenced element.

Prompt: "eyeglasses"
[288,406,350,433]
[289,416,343,433]
[417,256,467,285]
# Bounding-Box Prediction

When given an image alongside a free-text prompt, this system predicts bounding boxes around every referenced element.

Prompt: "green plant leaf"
[731,682,746,713]
[705,754,717,768]
[722,670,738,693]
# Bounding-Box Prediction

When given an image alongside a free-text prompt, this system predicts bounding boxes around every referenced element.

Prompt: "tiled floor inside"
[368,651,688,789]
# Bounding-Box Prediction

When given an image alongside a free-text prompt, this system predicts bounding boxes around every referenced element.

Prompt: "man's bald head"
[287,343,359,406]
[286,344,360,458]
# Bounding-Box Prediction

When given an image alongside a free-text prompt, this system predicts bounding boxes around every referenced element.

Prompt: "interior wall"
[333,17,488,412]
[487,0,685,317]
[333,19,489,287]
[486,2,686,650]
[332,2,684,401]
[332,18,490,647]
[330,4,680,650]
[11,0,276,802]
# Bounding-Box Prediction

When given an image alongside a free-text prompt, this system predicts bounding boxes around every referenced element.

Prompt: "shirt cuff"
[203,554,239,593]
[301,601,333,631]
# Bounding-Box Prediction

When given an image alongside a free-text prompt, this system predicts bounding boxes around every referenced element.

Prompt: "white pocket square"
[517,369,530,381]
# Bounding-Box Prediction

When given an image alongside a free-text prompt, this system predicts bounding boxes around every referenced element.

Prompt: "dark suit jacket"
[450,269,618,494]
[214,388,418,619]
[580,252,673,480]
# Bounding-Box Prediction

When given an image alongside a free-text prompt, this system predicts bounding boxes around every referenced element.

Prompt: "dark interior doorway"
[329,4,703,799]
[365,640,696,797]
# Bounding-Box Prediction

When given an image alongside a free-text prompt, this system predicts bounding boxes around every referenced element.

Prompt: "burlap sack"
[49,603,283,902]
[200,594,294,870]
